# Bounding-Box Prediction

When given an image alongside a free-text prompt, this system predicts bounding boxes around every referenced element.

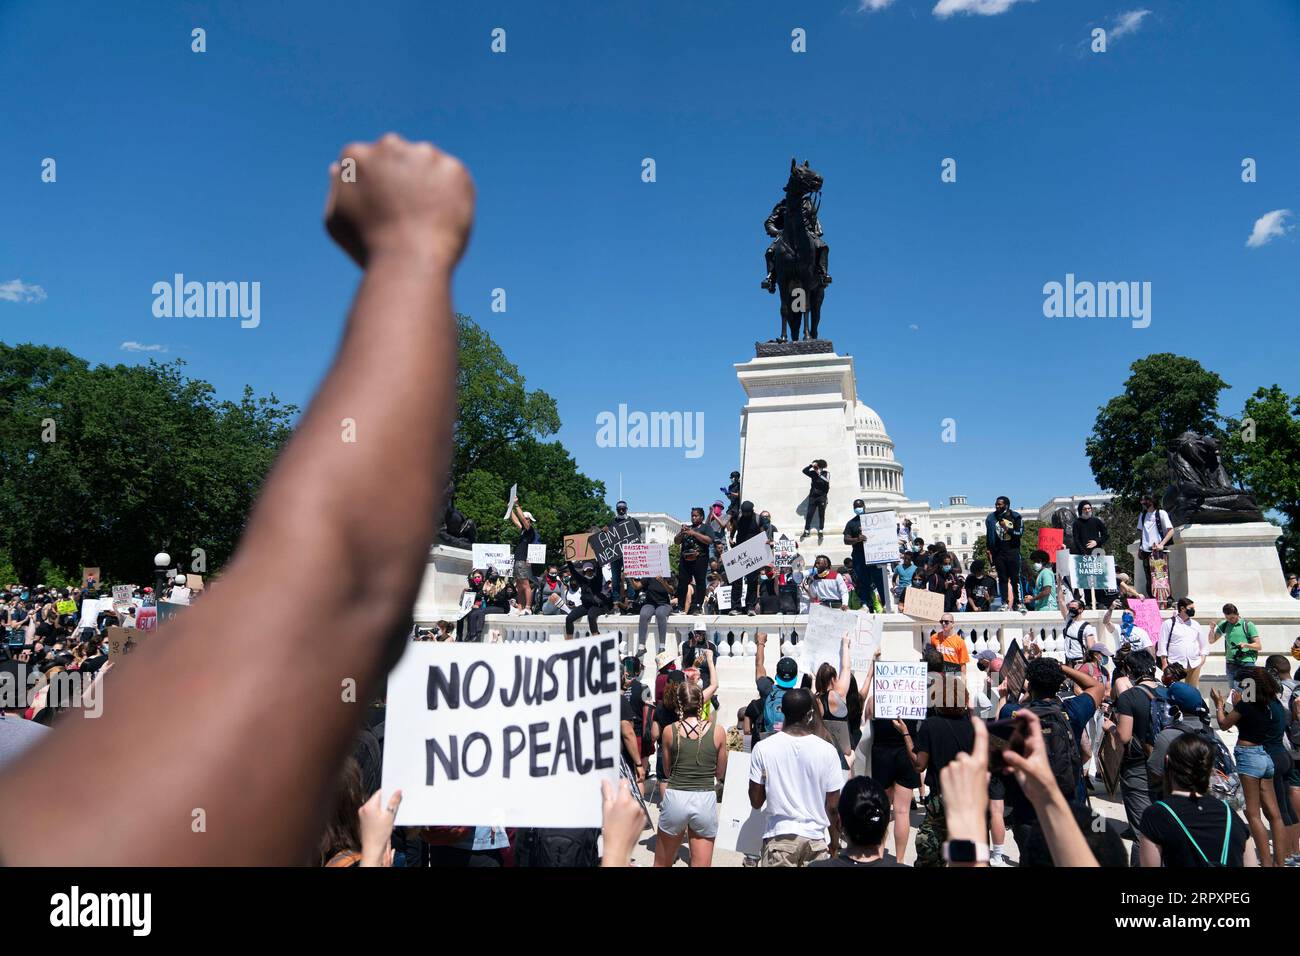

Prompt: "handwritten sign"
[382,634,621,827]
[773,536,796,567]
[135,606,158,632]
[715,585,732,611]
[1037,527,1064,557]
[722,534,772,583]
[851,613,883,672]
[472,544,514,577]
[56,600,77,615]
[1127,598,1161,646]
[800,604,855,673]
[591,524,639,564]
[856,510,898,564]
[105,625,144,657]
[112,585,133,607]
[621,542,669,577]
[563,533,595,563]
[873,661,928,720]
[526,543,547,565]
[902,586,945,622]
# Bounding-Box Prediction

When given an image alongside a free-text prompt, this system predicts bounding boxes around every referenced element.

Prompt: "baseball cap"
[1167,682,1205,714]
[774,656,799,689]
[522,511,535,522]
[1086,643,1111,661]
[976,649,998,663]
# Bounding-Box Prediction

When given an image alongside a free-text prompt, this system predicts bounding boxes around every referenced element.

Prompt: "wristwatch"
[942,840,989,864]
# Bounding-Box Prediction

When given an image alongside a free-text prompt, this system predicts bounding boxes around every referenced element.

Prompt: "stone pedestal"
[412,544,473,623]
[735,347,859,564]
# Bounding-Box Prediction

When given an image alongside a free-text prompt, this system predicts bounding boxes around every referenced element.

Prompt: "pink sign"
[1127,598,1161,646]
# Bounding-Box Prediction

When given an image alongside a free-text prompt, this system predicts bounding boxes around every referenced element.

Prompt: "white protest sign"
[77,598,107,630]
[111,585,133,608]
[715,752,768,856]
[800,603,856,673]
[873,661,928,720]
[168,586,192,606]
[715,585,732,611]
[472,543,514,577]
[857,509,898,564]
[502,483,517,521]
[382,634,622,827]
[851,612,883,673]
[526,543,547,564]
[621,542,669,577]
[773,536,796,567]
[722,534,772,583]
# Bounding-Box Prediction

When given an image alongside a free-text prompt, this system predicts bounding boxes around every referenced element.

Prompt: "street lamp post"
[153,551,171,605]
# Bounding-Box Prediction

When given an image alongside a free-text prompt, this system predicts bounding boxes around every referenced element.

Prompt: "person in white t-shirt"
[748,688,844,867]
[1102,601,1151,650]
[1136,494,1174,599]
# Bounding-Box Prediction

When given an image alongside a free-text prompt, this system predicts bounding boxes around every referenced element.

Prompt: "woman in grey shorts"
[654,681,728,867]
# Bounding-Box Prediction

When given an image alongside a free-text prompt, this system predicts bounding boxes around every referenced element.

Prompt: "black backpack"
[514,828,601,867]
[1028,699,1085,804]
[778,582,799,614]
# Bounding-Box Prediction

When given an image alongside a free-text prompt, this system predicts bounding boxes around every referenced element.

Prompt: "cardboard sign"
[715,752,767,856]
[800,603,856,674]
[382,634,622,827]
[621,542,669,578]
[135,606,158,632]
[1128,598,1161,646]
[526,543,547,564]
[591,524,639,564]
[873,661,928,720]
[188,574,205,592]
[855,510,898,564]
[901,586,945,622]
[1098,727,1124,797]
[722,534,772,583]
[563,533,595,563]
[1059,552,1116,591]
[1001,639,1026,703]
[82,567,100,587]
[471,543,514,577]
[105,625,144,656]
[773,536,797,567]
[502,483,517,521]
[1037,527,1064,557]
[55,600,77,615]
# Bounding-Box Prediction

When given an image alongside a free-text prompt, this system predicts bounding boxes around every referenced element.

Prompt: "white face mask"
[1032,562,1043,572]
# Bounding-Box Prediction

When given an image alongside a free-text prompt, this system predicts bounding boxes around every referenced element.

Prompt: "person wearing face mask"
[758,509,776,542]
[608,501,643,614]
[1060,597,1099,666]
[1025,550,1058,612]
[843,498,887,612]
[893,551,918,606]
[675,508,713,615]
[705,501,730,564]
[456,569,490,642]
[985,496,1024,610]
[923,550,963,614]
[1070,500,1109,555]
[537,565,567,616]
[1102,606,1154,650]
[729,501,766,616]
[563,561,611,639]
[802,555,851,609]
[800,460,829,543]
[1157,597,1207,687]
[722,471,742,519]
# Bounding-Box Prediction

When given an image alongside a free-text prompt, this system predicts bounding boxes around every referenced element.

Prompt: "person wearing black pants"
[729,501,765,615]
[675,508,711,614]
[564,561,610,638]
[984,496,1023,609]
[801,460,829,542]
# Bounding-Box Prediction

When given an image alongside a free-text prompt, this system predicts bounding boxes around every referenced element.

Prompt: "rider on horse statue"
[761,194,831,292]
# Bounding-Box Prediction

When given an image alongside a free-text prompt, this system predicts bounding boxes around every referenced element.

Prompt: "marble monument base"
[412,544,473,624]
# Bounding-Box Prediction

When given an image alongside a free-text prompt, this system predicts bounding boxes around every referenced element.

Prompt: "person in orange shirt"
[929,615,970,676]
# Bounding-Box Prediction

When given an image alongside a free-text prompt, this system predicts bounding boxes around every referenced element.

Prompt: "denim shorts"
[1234,744,1274,779]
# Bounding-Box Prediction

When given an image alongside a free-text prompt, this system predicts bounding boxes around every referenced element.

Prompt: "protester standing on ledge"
[800,459,829,543]
[985,496,1023,610]
[1137,493,1174,600]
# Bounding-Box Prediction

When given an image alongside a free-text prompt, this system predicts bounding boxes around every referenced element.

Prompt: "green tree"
[1085,353,1229,508]
[1224,384,1300,569]
[0,343,296,583]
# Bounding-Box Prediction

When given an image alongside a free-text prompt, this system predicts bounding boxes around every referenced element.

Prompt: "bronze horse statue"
[764,158,830,341]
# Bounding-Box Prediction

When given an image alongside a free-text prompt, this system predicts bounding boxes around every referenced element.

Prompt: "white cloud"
[1246,209,1293,249]
[858,0,898,10]
[1110,9,1151,40]
[120,341,169,353]
[933,0,1035,18]
[0,279,47,303]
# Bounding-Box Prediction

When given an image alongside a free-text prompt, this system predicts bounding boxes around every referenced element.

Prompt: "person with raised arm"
[0,133,474,864]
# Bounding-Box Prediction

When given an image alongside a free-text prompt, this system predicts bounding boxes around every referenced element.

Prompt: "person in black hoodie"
[729,501,766,615]
[801,459,829,543]
[564,561,611,639]
[1071,500,1109,555]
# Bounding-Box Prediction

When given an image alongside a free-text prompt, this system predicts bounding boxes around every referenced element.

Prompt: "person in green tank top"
[653,681,728,868]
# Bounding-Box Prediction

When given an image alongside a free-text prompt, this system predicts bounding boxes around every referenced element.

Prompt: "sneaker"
[817,531,824,544]
[988,855,1013,867]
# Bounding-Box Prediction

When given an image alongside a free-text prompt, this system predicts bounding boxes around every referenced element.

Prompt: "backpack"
[778,583,799,614]
[1279,680,1300,751]
[513,827,601,868]
[1028,699,1085,803]
[1189,725,1244,811]
[758,685,788,740]
[627,681,655,759]
[1136,684,1170,753]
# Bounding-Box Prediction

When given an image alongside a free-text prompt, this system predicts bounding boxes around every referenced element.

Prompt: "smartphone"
[987,716,1027,774]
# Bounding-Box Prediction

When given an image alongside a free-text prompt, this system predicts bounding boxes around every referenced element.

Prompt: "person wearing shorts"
[653,681,727,867]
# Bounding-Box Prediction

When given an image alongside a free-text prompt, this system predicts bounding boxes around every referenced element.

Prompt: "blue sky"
[3,0,1298,519]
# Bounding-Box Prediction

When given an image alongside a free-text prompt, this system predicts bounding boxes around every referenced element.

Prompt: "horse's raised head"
[785,157,824,196]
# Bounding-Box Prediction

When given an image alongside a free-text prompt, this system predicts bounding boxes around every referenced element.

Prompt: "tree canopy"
[1224,384,1300,569]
